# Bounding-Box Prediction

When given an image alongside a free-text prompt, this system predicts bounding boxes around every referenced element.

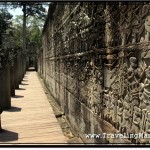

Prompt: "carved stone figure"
[95,68,103,86]
[88,73,103,116]
[84,60,93,77]
[104,53,117,70]
[140,112,150,144]
[127,57,141,107]
[121,102,132,133]
[130,107,142,134]
[103,89,114,123]
[139,66,150,110]
[119,63,128,97]
[117,100,124,130]
[105,5,113,47]
[89,96,99,115]
[145,16,150,33]
[110,88,119,123]
[145,112,150,133]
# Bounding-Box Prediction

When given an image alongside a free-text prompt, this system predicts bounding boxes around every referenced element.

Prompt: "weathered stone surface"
[10,66,15,97]
[0,65,11,110]
[39,2,150,144]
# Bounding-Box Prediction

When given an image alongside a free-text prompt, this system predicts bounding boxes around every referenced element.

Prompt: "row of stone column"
[0,49,26,131]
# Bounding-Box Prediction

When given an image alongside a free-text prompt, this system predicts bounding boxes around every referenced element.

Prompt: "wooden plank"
[0,71,66,144]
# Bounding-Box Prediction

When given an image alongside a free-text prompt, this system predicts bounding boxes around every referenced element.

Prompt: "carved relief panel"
[41,2,150,144]
[101,3,150,143]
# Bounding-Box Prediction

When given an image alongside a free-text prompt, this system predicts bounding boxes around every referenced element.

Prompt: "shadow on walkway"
[0,70,67,143]
[12,95,24,98]
[16,88,26,90]
[5,106,22,112]
[20,83,29,86]
[0,129,18,142]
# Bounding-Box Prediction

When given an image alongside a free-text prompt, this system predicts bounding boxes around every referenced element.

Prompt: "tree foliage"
[8,2,48,19]
[28,17,43,48]
[0,9,12,47]
[11,15,23,48]
[3,2,49,51]
[12,15,43,49]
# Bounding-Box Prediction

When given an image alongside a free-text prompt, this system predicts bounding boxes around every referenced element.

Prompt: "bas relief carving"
[139,66,150,110]
[100,4,150,143]
[42,3,150,143]
[103,54,150,142]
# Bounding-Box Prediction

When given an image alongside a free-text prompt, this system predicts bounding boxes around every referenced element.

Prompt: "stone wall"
[39,2,150,144]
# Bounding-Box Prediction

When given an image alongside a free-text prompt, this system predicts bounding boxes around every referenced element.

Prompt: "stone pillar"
[26,56,29,71]
[22,55,26,78]
[10,65,15,96]
[24,56,27,73]
[0,115,1,131]
[0,64,11,110]
[21,56,24,79]
[0,57,2,128]
[16,53,23,84]
[24,57,26,74]
[14,55,19,89]
[19,54,23,84]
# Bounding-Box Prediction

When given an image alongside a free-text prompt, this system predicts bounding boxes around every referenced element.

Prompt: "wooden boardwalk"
[0,70,67,144]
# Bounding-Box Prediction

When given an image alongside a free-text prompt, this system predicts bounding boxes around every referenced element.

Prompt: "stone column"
[14,54,19,89]
[26,56,29,71]
[23,57,26,74]
[21,55,24,79]
[0,114,1,131]
[19,54,23,84]
[0,59,3,132]
[22,54,26,78]
[10,65,15,96]
[0,64,11,110]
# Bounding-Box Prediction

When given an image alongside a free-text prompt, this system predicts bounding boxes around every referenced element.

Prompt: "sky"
[0,2,49,18]
[8,7,23,18]
[8,5,49,19]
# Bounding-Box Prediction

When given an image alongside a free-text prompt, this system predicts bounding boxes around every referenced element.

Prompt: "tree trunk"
[23,3,26,53]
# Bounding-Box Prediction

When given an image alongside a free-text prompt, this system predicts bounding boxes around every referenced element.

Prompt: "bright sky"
[8,5,49,19]
[8,7,23,18]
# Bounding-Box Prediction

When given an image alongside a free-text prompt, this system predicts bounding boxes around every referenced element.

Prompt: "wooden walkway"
[0,70,67,144]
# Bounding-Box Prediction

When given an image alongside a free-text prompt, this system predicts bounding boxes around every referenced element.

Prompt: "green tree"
[28,17,44,48]
[11,15,23,48]
[4,2,48,52]
[12,15,44,49]
[0,8,12,47]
